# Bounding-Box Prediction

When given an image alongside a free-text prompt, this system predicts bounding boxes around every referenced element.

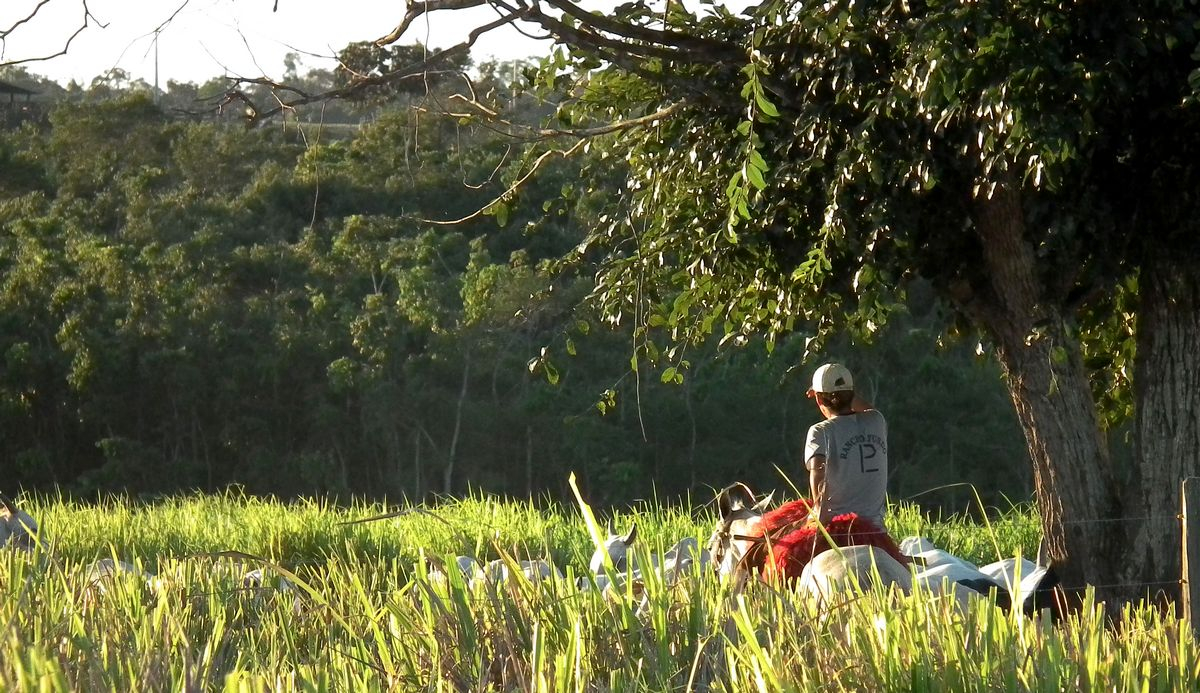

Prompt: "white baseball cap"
[812,363,854,393]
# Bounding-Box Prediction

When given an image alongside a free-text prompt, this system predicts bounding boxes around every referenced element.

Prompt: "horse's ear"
[752,490,775,514]
[622,522,637,546]
[716,483,756,518]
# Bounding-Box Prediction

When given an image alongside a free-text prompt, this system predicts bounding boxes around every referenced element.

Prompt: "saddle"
[740,499,908,581]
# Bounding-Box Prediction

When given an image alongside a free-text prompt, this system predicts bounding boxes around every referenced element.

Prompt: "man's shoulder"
[860,409,885,423]
[807,419,835,434]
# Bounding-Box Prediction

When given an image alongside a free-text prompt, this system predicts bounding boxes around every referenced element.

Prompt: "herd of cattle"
[0,488,1061,617]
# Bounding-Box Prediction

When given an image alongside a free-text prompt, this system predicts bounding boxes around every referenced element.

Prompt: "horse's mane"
[741,498,908,580]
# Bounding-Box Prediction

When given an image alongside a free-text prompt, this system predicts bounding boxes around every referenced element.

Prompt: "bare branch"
[420,102,683,225]
[232,8,524,123]
[375,0,492,47]
[422,140,587,226]
[0,0,104,68]
[1,0,56,39]
[441,97,686,142]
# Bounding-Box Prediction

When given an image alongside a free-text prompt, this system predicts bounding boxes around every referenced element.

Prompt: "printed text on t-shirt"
[839,433,885,473]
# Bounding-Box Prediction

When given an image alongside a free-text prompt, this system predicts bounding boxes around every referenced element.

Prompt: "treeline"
[0,66,1034,511]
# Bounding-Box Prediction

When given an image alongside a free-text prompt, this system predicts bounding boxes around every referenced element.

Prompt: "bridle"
[709,520,770,575]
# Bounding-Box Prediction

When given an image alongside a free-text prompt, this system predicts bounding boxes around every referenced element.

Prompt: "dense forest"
[0,54,1040,511]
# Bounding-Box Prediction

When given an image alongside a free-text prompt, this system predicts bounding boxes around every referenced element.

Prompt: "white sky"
[0,0,555,87]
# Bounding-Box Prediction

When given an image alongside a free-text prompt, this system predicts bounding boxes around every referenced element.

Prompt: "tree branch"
[421,139,587,225]
[365,0,742,99]
[420,102,683,225]
[230,8,524,123]
[542,0,735,56]
[375,0,493,47]
[0,0,103,68]
[443,98,686,141]
[523,5,722,65]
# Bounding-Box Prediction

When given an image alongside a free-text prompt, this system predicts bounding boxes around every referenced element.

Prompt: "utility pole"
[153,29,160,104]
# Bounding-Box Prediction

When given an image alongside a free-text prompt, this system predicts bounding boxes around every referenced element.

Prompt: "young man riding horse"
[804,363,889,529]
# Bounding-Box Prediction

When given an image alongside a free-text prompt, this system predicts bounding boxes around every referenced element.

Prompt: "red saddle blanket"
[746,498,908,580]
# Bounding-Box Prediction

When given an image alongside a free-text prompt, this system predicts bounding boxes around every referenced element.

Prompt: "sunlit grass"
[0,491,1192,691]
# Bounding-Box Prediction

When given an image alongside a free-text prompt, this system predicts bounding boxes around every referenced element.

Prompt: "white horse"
[705,483,775,583]
[797,545,912,605]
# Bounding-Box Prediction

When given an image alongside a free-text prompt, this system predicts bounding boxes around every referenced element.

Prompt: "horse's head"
[706,483,774,578]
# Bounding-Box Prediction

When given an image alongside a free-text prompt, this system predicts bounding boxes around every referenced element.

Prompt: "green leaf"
[745,163,767,191]
[755,92,780,118]
[491,200,510,227]
[661,366,677,383]
[726,170,744,198]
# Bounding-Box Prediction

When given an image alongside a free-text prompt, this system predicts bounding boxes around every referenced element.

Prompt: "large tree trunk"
[971,184,1127,602]
[1131,249,1200,603]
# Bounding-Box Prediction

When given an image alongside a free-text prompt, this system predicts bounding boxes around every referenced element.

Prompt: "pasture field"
[0,490,1195,691]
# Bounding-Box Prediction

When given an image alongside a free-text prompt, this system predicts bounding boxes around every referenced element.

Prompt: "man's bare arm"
[809,455,827,515]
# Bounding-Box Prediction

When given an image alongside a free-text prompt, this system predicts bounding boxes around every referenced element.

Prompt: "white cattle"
[901,536,983,573]
[658,536,710,581]
[0,493,41,552]
[428,555,483,588]
[978,557,1054,613]
[589,522,638,574]
[241,567,298,593]
[241,567,306,615]
[83,558,154,603]
[587,528,711,590]
[901,536,1062,614]
[470,558,561,589]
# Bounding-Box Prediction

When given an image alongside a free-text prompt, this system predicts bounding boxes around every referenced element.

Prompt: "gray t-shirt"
[804,410,888,527]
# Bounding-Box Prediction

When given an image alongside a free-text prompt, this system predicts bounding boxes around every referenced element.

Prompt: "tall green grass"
[0,491,1191,691]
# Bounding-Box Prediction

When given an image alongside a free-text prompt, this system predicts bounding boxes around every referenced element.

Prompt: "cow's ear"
[752,490,775,514]
[0,492,16,519]
[622,522,637,546]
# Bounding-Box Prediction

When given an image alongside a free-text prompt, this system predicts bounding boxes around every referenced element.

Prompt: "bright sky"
[0,0,554,87]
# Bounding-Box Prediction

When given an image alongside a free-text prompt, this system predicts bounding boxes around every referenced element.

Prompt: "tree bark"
[971,183,1126,601]
[1131,249,1200,603]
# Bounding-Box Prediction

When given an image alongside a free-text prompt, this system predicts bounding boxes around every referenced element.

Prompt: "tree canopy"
[315,0,1200,602]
